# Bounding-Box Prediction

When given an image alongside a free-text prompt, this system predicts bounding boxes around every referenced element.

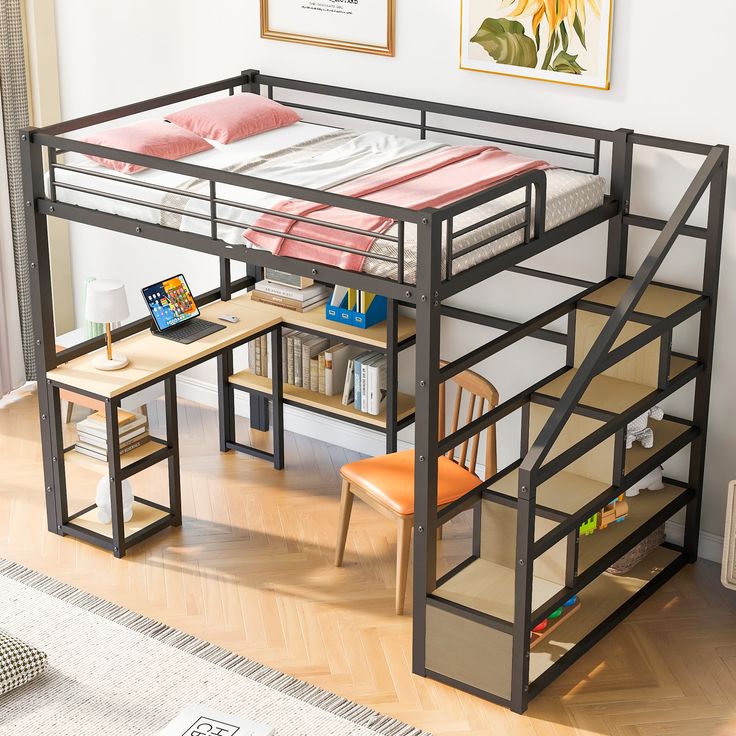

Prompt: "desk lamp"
[85,279,130,370]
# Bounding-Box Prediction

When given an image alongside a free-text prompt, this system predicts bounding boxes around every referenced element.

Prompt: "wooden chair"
[335,362,498,614]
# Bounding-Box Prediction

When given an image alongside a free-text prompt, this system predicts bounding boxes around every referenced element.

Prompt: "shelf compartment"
[580,277,703,321]
[577,482,690,574]
[66,499,172,542]
[529,545,683,685]
[623,416,695,477]
[241,292,416,349]
[229,370,415,429]
[490,467,611,517]
[534,354,699,417]
[64,438,170,476]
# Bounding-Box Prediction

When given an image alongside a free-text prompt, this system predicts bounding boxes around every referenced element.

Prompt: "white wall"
[52,1,735,549]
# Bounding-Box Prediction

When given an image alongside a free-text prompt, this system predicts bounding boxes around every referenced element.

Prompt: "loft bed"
[21,69,728,714]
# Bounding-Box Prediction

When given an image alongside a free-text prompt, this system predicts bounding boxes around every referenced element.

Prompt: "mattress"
[50,122,606,284]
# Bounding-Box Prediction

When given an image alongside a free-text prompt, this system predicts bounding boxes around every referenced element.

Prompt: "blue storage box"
[325,293,387,329]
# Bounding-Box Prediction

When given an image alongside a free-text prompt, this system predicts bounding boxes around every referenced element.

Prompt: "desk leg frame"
[105,396,126,558]
[165,376,183,526]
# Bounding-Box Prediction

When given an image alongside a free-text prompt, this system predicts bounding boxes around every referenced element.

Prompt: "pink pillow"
[81,120,213,174]
[165,93,301,145]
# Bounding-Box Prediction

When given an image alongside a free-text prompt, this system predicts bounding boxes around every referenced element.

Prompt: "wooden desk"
[46,290,417,558]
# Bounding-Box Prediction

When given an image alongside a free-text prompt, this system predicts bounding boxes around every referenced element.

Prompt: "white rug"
[0,560,428,736]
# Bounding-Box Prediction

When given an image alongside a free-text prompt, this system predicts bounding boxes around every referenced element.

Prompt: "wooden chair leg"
[396,516,412,615]
[65,401,74,424]
[436,525,443,541]
[139,404,148,419]
[334,480,354,567]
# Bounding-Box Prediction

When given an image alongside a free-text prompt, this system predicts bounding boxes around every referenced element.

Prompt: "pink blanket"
[244,145,549,272]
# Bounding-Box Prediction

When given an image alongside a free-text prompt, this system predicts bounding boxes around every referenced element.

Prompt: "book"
[254,337,262,377]
[84,407,138,428]
[310,356,319,392]
[281,329,292,382]
[342,358,356,406]
[77,424,148,447]
[156,704,274,736]
[75,436,149,460]
[263,268,314,290]
[359,354,378,413]
[254,280,329,302]
[76,413,147,440]
[366,356,387,415]
[286,332,296,384]
[324,344,361,396]
[301,335,329,389]
[293,333,303,386]
[248,339,256,374]
[330,284,349,308]
[250,290,328,312]
[352,351,372,411]
[318,351,327,394]
[259,334,268,377]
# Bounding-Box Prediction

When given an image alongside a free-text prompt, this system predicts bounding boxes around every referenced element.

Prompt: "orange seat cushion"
[340,449,480,515]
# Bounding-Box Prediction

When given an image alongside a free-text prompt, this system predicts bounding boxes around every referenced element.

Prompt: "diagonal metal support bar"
[520,146,726,480]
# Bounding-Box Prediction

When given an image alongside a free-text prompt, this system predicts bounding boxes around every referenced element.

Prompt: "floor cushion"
[0,631,48,695]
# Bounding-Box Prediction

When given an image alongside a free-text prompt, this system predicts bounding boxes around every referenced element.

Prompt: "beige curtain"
[0,90,25,398]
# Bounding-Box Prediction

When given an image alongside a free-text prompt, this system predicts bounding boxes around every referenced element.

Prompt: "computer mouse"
[218,314,240,323]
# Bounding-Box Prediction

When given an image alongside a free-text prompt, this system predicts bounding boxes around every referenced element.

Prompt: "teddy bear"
[623,465,664,498]
[625,405,664,450]
[95,476,134,524]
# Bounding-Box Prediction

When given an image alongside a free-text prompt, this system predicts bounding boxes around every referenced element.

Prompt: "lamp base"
[92,353,129,371]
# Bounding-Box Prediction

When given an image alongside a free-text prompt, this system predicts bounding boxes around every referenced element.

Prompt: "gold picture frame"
[261,0,395,57]
[460,0,614,90]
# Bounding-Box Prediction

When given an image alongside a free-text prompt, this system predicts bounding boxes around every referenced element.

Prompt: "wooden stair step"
[580,278,703,319]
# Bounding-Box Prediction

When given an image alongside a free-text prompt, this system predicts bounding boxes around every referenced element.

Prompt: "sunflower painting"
[460,0,613,89]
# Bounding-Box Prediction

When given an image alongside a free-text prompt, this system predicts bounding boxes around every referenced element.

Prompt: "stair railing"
[508,144,727,713]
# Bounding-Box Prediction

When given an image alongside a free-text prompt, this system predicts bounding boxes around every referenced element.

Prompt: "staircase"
[422,145,728,712]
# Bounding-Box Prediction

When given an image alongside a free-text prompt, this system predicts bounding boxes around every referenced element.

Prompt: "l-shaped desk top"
[47,292,416,399]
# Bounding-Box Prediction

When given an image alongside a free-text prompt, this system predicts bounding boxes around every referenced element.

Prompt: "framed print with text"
[461,0,613,90]
[261,0,395,56]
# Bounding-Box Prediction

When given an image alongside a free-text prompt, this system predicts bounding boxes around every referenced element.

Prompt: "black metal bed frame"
[20,69,728,713]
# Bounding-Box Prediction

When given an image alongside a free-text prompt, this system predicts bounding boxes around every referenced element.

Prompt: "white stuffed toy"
[95,476,134,524]
[625,405,664,450]
[624,465,664,498]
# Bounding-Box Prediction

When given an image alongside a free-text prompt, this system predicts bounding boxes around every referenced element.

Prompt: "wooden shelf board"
[229,370,415,429]
[583,278,701,319]
[624,418,691,476]
[577,483,688,573]
[490,468,611,516]
[432,557,564,624]
[241,292,416,348]
[536,356,695,416]
[64,440,167,473]
[529,545,680,682]
[70,500,170,541]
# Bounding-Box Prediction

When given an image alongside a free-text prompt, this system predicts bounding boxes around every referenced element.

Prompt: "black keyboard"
[156,318,225,344]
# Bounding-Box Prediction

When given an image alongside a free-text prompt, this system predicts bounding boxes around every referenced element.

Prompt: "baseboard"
[176,374,412,457]
[665,520,723,564]
[177,375,724,564]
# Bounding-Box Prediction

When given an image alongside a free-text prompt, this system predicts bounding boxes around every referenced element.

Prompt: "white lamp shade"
[84,279,129,324]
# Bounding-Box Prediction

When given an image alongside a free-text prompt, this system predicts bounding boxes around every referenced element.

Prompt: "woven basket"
[607,525,666,575]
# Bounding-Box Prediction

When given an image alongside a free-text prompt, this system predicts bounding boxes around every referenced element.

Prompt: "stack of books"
[251,270,330,313]
[342,350,387,416]
[75,409,149,461]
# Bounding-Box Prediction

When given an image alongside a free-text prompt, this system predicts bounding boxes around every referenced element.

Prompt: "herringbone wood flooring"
[2,387,736,735]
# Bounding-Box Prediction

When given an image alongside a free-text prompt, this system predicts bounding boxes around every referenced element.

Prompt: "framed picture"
[460,0,613,90]
[261,0,395,56]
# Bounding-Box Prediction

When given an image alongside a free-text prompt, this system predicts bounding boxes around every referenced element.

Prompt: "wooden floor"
[3,387,736,736]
